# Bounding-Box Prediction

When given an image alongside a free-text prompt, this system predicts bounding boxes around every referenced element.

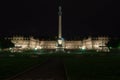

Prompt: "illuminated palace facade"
[6,6,109,52]
[6,36,109,52]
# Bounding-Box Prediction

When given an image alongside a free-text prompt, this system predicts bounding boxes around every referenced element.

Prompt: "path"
[7,57,67,80]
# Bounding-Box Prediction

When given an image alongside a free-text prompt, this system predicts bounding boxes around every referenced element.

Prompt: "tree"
[106,38,120,49]
[0,39,14,50]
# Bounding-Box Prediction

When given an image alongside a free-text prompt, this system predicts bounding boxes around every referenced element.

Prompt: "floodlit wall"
[40,41,56,49]
[65,41,82,49]
[7,36,109,51]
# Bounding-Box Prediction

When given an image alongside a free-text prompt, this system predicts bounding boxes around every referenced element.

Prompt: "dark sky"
[1,0,120,39]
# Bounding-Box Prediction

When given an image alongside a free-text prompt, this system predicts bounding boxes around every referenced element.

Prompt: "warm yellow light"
[58,39,62,45]
[95,45,99,48]
[82,46,86,50]
[40,46,42,49]
[34,48,37,50]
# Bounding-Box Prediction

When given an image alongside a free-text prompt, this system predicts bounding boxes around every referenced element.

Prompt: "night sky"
[1,0,120,39]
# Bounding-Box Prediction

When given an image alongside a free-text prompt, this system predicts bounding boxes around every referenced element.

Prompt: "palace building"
[6,36,109,52]
[6,6,109,52]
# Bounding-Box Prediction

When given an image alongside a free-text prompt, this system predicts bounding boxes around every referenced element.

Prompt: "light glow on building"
[6,36,109,52]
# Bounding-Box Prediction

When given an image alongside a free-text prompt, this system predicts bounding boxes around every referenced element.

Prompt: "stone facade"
[6,36,109,51]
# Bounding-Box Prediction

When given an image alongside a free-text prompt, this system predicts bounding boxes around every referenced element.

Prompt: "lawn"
[64,54,120,80]
[0,51,48,79]
[1,50,120,80]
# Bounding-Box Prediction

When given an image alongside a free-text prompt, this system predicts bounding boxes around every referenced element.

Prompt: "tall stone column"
[56,6,64,52]
[58,6,62,38]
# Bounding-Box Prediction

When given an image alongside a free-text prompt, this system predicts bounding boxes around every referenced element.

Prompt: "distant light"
[58,39,62,45]
[95,45,99,48]
[9,48,12,50]
[82,46,86,50]
[40,46,42,49]
[109,47,112,49]
[34,48,37,51]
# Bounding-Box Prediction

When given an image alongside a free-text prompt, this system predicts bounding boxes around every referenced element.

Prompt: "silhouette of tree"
[0,39,14,49]
[106,38,120,49]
